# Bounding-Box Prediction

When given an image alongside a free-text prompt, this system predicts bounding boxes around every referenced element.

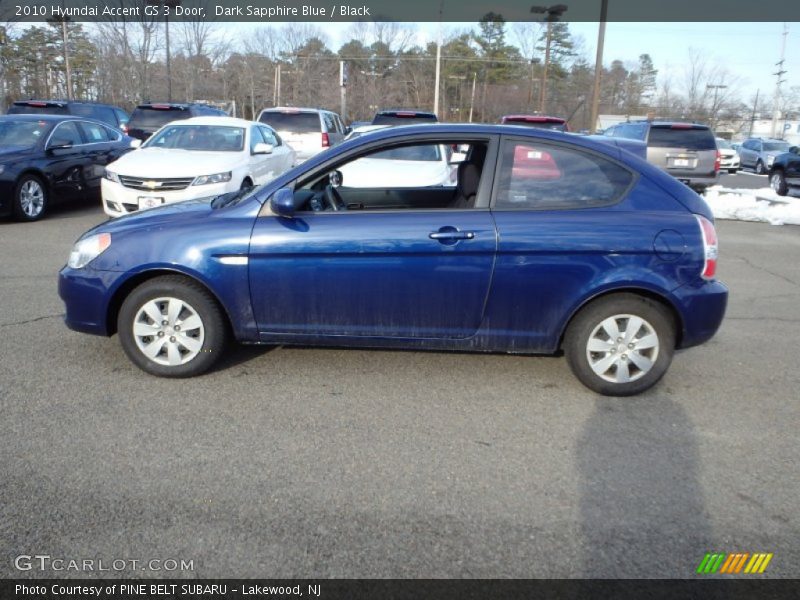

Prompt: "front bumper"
[58,266,124,336]
[720,155,740,169]
[102,178,234,218]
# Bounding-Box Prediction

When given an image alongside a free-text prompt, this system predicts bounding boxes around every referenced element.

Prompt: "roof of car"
[1,113,90,122]
[261,107,332,114]
[166,116,249,127]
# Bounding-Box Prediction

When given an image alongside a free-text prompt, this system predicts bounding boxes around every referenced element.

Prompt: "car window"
[250,125,266,152]
[0,119,51,148]
[322,113,336,133]
[72,104,115,126]
[716,138,732,149]
[49,121,84,147]
[114,109,129,127]
[259,111,320,133]
[145,125,244,151]
[494,140,633,210]
[259,126,278,146]
[764,141,790,152]
[79,120,111,143]
[129,107,188,129]
[370,145,442,161]
[648,126,716,150]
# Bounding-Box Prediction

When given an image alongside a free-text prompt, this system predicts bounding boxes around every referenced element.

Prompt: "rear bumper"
[673,279,729,349]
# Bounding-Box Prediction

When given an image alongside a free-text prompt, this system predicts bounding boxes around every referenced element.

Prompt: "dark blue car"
[58,124,728,395]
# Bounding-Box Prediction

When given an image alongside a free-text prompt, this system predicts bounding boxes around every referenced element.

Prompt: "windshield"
[764,141,790,152]
[716,139,732,149]
[129,107,188,129]
[144,125,245,152]
[0,120,51,148]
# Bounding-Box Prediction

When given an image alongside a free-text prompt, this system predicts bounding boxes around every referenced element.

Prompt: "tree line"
[1,15,796,132]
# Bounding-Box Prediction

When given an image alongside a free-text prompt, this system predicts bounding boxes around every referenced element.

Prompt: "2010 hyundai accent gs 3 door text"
[58,124,728,396]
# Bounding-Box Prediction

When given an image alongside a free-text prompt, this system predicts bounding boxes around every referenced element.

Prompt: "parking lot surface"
[1,204,798,578]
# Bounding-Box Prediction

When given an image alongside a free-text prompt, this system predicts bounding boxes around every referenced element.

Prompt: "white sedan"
[102,116,295,217]
[339,125,457,188]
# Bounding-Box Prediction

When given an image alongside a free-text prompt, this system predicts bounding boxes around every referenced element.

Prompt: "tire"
[770,170,788,196]
[755,160,766,175]
[13,174,48,221]
[564,293,676,396]
[117,275,229,377]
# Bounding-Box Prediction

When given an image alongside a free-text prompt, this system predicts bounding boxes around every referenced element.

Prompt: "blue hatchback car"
[59,124,728,395]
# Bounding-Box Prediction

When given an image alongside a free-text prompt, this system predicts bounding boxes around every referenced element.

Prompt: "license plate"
[673,158,690,167]
[138,196,164,209]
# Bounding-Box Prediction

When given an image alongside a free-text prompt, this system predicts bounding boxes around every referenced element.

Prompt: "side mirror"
[270,187,295,218]
[345,126,352,135]
[790,146,799,154]
[47,141,74,154]
[130,139,142,149]
[252,142,273,155]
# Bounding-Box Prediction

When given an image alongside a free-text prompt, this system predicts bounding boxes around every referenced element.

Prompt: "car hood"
[0,145,34,160]
[92,196,218,236]
[108,148,241,177]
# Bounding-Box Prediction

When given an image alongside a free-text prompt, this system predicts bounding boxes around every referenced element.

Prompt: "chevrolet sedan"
[59,124,728,396]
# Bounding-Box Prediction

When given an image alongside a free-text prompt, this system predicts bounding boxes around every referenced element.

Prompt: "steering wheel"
[324,184,345,211]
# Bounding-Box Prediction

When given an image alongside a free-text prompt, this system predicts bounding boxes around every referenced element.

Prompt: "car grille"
[118,176,194,191]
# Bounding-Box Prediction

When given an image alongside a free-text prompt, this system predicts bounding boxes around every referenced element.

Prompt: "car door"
[258,125,293,181]
[44,120,88,201]
[741,140,756,168]
[248,137,499,340]
[76,120,118,196]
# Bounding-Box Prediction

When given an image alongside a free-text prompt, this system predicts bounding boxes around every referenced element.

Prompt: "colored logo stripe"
[697,552,773,574]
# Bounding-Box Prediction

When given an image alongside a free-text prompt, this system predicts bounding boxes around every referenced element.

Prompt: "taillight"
[321,132,330,147]
[714,150,721,172]
[696,215,718,280]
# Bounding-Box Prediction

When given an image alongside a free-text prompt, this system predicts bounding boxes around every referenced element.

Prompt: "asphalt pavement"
[0,203,798,579]
[719,170,769,190]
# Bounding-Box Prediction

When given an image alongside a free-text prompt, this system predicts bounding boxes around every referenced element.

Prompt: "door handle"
[429,230,475,240]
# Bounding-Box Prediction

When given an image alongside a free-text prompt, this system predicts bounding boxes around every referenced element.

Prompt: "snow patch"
[704,185,800,226]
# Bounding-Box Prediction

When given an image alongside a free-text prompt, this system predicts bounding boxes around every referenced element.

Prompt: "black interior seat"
[450,144,487,209]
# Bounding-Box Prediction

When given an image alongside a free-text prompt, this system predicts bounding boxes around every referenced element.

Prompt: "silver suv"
[603,121,719,192]
[257,107,346,164]
[738,137,792,175]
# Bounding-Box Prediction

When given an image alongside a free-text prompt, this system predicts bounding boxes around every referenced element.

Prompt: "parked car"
[583,134,647,160]
[0,115,136,221]
[7,100,129,131]
[257,107,346,163]
[767,145,800,196]
[126,102,228,142]
[603,121,719,192]
[715,138,740,174]
[372,110,439,126]
[737,137,792,175]
[59,124,727,396]
[102,117,295,218]
[500,115,569,132]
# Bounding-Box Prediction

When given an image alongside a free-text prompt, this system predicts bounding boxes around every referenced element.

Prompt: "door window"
[49,121,84,147]
[79,120,111,143]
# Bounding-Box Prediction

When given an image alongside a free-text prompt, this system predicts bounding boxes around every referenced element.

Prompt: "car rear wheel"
[770,170,788,196]
[13,175,48,221]
[564,294,676,396]
[755,160,766,175]
[118,276,229,377]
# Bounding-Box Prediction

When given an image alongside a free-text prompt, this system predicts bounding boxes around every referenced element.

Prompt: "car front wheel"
[755,160,766,175]
[14,174,48,221]
[770,170,788,196]
[564,294,676,396]
[118,275,229,377]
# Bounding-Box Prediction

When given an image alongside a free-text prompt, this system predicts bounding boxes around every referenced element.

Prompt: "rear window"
[648,126,716,150]
[8,103,68,116]
[259,112,320,133]
[372,113,438,125]
[71,104,116,126]
[128,107,189,129]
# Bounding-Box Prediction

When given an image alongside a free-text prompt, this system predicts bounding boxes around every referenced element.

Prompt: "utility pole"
[589,0,608,133]
[531,4,568,114]
[469,71,476,123]
[433,0,443,117]
[749,89,759,138]
[527,57,541,109]
[770,23,788,139]
[339,61,347,123]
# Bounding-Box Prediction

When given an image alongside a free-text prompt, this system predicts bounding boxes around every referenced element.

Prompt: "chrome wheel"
[132,297,205,366]
[586,314,660,384]
[771,172,785,193]
[19,179,45,218]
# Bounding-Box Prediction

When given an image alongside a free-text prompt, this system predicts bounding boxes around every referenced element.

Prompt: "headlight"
[68,233,111,269]
[193,171,232,186]
[767,155,775,167]
[104,169,120,183]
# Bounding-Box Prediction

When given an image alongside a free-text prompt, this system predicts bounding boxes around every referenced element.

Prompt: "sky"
[230,21,797,104]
